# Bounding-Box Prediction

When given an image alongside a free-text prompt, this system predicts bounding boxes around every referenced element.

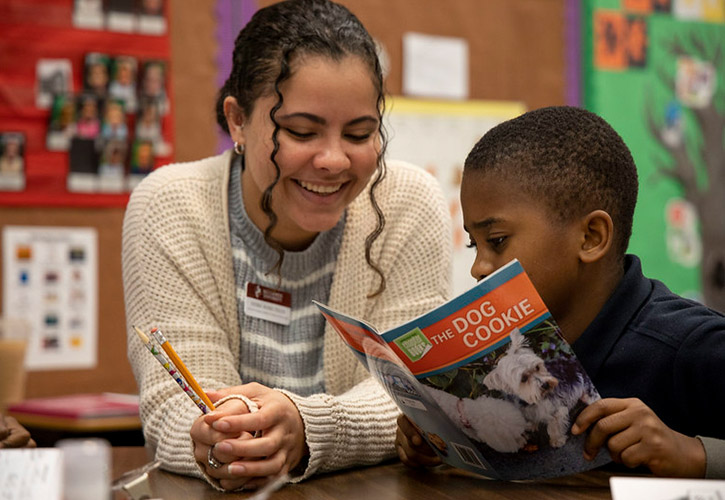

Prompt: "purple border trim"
[215,0,257,153]
[565,0,582,107]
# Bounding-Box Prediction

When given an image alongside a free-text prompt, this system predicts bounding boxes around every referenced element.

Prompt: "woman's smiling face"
[239,54,380,251]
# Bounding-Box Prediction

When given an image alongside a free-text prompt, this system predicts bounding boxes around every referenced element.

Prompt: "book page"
[0,448,62,500]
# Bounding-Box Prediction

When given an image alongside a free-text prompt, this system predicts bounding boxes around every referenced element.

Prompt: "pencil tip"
[133,325,150,344]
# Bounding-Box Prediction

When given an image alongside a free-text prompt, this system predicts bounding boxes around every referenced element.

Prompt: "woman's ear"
[579,210,614,264]
[223,96,246,145]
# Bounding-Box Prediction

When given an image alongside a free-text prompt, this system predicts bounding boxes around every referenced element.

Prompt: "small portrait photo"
[75,93,103,140]
[135,97,161,143]
[98,139,127,192]
[72,0,104,29]
[0,132,26,191]
[109,56,138,112]
[106,0,136,32]
[130,139,155,175]
[136,0,167,34]
[139,60,168,113]
[625,16,648,68]
[84,52,111,97]
[101,99,129,141]
[67,137,100,192]
[36,59,73,109]
[47,93,77,151]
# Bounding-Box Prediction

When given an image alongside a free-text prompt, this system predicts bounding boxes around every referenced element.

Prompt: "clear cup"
[0,317,30,410]
[57,438,112,500]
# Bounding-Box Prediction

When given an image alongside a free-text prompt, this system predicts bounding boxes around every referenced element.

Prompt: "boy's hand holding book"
[572,397,707,478]
[396,414,441,468]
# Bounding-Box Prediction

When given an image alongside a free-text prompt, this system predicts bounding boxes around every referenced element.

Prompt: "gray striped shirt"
[228,160,344,396]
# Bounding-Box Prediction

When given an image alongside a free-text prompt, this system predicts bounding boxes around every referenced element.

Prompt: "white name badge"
[244,282,292,326]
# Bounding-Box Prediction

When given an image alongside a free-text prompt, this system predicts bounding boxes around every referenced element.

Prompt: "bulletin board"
[386,97,526,296]
[0,0,174,208]
[582,0,725,311]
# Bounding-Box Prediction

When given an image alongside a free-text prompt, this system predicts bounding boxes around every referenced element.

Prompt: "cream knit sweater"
[122,150,452,483]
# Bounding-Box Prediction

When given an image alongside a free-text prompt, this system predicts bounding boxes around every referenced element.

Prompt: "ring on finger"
[207,443,224,470]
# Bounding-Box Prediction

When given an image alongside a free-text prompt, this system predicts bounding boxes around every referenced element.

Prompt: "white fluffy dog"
[483,328,595,448]
[422,384,529,453]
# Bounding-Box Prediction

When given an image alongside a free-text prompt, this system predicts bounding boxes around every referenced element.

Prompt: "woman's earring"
[234,142,245,155]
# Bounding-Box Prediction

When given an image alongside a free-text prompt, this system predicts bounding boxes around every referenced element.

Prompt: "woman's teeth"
[298,181,343,194]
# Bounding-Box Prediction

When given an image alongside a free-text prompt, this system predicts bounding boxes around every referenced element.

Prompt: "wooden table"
[112,447,618,500]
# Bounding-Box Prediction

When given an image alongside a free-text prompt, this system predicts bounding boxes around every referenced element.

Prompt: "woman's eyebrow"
[278,112,378,126]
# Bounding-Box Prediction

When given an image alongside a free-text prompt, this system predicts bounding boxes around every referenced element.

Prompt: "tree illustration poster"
[583,0,725,312]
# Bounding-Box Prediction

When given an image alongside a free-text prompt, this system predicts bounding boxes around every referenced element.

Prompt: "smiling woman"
[122,0,452,494]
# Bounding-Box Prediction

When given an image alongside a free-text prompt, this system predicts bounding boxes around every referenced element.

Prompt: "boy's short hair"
[463,106,638,261]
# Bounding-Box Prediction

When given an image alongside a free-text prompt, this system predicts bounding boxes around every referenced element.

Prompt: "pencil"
[148,326,216,411]
[133,326,212,414]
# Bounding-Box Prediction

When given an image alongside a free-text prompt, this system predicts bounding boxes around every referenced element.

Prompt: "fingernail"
[228,464,246,475]
[571,425,579,435]
[213,420,231,432]
[412,435,421,446]
[216,441,232,453]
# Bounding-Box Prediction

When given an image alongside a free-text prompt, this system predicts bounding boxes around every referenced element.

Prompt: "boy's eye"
[487,236,507,250]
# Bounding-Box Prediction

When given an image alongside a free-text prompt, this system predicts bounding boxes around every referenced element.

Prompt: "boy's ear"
[223,96,246,145]
[579,210,614,264]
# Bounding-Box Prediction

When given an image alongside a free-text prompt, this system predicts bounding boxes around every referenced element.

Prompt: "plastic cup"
[57,438,112,500]
[0,317,29,410]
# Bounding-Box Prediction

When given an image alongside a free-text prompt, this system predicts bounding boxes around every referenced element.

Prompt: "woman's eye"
[285,128,314,139]
[345,132,372,142]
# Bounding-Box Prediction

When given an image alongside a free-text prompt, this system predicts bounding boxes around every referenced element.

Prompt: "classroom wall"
[0,0,567,399]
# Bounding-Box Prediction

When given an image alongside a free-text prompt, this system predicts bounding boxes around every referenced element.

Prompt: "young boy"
[396,106,725,479]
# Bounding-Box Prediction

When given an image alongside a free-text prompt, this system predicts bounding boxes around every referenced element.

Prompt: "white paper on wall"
[385,97,526,295]
[2,226,98,370]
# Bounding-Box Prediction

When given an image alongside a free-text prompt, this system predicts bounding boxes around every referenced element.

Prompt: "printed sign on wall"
[2,226,98,370]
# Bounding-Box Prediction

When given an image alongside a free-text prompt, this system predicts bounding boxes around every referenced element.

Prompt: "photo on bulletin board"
[384,97,526,295]
[109,55,138,113]
[0,2,173,207]
[46,94,77,151]
[0,132,26,192]
[35,59,73,109]
[137,0,167,34]
[73,0,104,29]
[139,60,169,114]
[84,52,111,98]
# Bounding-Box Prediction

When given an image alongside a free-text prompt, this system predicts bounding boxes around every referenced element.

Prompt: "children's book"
[7,392,139,420]
[314,259,611,480]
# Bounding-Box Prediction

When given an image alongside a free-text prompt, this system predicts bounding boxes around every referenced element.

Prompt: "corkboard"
[1,0,566,400]
[258,0,567,109]
[0,206,135,399]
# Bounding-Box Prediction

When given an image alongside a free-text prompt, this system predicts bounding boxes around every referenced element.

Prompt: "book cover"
[314,259,611,480]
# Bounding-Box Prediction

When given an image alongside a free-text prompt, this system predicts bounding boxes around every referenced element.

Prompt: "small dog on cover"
[483,328,597,448]
[422,385,529,453]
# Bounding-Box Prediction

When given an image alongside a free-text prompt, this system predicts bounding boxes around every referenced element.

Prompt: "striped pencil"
[133,326,211,414]
[148,326,216,411]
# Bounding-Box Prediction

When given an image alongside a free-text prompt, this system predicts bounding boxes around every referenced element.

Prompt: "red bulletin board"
[0,0,174,207]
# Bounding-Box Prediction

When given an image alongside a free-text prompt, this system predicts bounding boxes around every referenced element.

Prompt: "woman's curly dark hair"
[216,0,388,296]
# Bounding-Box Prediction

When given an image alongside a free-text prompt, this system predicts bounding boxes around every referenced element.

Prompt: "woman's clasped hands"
[191,382,308,491]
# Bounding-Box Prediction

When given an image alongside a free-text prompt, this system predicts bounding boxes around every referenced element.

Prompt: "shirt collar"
[572,254,653,381]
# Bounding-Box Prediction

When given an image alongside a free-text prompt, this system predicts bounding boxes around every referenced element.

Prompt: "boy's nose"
[470,258,495,281]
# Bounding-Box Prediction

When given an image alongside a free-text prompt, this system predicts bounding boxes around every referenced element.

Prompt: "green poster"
[583,0,725,312]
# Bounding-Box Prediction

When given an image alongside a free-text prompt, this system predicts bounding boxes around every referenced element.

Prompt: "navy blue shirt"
[573,254,725,439]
